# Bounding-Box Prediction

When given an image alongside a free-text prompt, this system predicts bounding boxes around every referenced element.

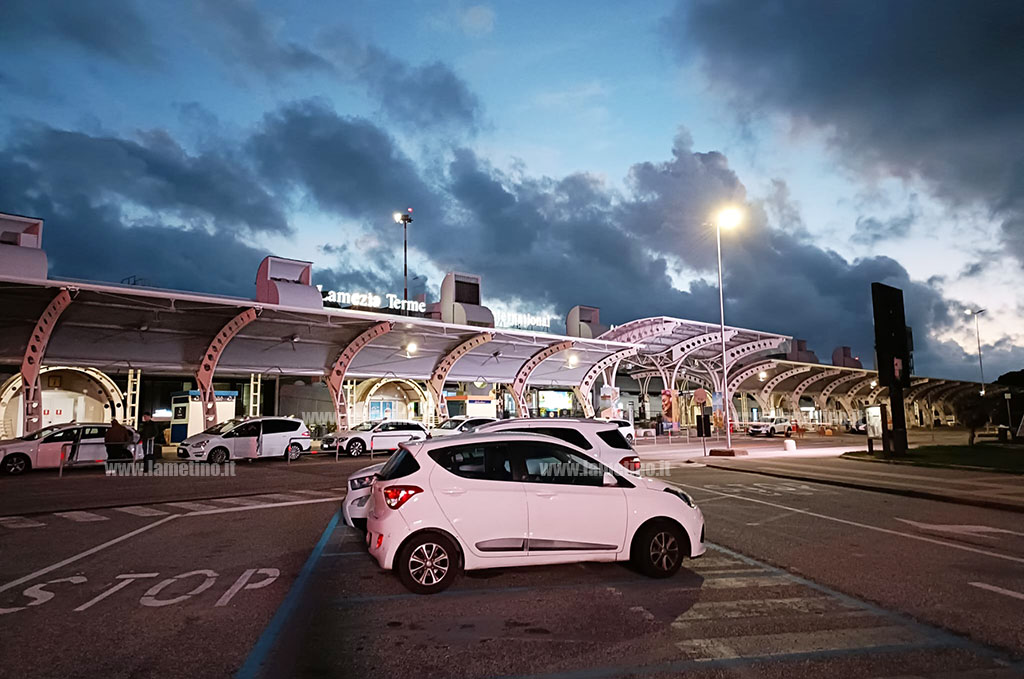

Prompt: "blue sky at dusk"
[2,0,1022,380]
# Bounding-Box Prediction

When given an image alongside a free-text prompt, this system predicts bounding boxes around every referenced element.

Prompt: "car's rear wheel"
[207,447,229,464]
[347,439,365,457]
[767,428,775,437]
[397,532,459,594]
[632,520,686,578]
[286,443,302,461]
[1,454,31,476]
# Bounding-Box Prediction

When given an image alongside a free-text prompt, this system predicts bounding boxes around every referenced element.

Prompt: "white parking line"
[679,483,1024,566]
[0,516,46,529]
[293,489,334,496]
[212,497,267,507]
[53,511,108,523]
[112,506,170,517]
[163,501,221,512]
[968,582,1024,601]
[257,493,306,503]
[0,515,179,595]
[185,496,344,517]
[676,625,922,659]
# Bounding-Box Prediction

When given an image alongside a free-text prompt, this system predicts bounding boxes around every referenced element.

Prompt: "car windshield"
[203,419,241,435]
[19,424,67,441]
[352,421,376,431]
[436,419,463,430]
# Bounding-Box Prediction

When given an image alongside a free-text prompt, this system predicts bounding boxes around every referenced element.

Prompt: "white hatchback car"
[177,416,311,463]
[320,419,428,457]
[428,416,497,437]
[0,422,142,475]
[747,416,793,437]
[366,432,705,594]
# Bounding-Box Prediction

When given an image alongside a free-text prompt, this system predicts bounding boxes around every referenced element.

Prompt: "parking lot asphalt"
[2,456,1022,679]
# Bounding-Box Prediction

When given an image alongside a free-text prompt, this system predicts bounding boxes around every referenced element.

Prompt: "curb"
[840,453,1024,476]
[702,463,1024,515]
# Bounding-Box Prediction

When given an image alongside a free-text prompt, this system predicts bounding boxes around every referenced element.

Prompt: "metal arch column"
[789,370,841,413]
[511,341,575,417]
[759,366,812,412]
[727,360,777,423]
[725,337,788,370]
[667,330,737,363]
[597,318,678,343]
[195,308,259,429]
[933,382,969,417]
[866,384,890,404]
[577,348,639,418]
[816,373,865,410]
[427,332,493,423]
[20,289,73,434]
[846,377,877,399]
[325,321,394,431]
[902,379,936,402]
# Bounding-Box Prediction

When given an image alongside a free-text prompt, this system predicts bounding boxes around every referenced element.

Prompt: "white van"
[177,417,311,463]
[0,422,142,475]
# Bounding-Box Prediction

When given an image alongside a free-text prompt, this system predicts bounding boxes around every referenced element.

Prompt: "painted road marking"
[293,489,334,496]
[185,496,344,517]
[257,493,307,503]
[53,511,108,523]
[213,497,268,507]
[968,582,1024,601]
[678,483,1024,566]
[0,516,46,529]
[164,501,221,512]
[895,518,1024,539]
[111,505,170,517]
[676,625,925,659]
[672,596,862,623]
[0,515,179,595]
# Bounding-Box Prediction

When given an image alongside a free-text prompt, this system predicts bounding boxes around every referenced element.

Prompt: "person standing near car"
[104,418,132,460]
[139,412,162,463]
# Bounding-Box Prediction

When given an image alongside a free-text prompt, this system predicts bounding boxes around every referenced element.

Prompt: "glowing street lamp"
[714,206,743,449]
[964,308,986,394]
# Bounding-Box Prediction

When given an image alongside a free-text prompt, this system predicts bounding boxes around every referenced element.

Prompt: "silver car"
[0,422,141,476]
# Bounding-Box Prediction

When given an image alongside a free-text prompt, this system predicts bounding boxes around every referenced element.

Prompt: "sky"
[1,0,1022,381]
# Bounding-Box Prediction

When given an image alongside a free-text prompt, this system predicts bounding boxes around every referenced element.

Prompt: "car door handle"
[441,488,466,496]
[534,491,557,498]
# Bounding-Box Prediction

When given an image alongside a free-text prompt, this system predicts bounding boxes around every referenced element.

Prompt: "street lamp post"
[714,207,743,449]
[393,209,414,314]
[965,308,986,394]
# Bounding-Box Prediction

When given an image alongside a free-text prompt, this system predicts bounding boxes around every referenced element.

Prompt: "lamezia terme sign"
[317,285,426,313]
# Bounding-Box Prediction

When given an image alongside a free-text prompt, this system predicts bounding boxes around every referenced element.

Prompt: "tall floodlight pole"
[714,207,743,449]
[393,209,414,315]
[965,308,986,394]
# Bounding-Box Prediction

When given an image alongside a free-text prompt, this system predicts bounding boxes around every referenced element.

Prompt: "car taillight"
[302,430,310,437]
[619,456,641,472]
[382,485,422,510]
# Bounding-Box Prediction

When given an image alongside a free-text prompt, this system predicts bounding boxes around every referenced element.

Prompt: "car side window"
[43,428,79,444]
[429,443,512,482]
[262,419,300,434]
[80,426,106,440]
[377,422,397,432]
[512,442,605,487]
[504,426,593,450]
[596,428,631,450]
[400,422,424,432]
[228,422,261,438]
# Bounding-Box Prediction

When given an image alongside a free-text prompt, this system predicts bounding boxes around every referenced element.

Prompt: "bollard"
[783,439,797,452]
[867,438,874,454]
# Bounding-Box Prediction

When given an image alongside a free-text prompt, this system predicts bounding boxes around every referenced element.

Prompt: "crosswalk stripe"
[676,625,923,660]
[111,506,169,517]
[256,493,306,503]
[293,489,333,496]
[0,516,46,529]
[213,497,267,507]
[673,596,862,624]
[700,576,793,589]
[164,501,220,512]
[54,511,108,523]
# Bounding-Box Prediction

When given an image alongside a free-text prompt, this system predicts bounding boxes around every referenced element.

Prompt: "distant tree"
[997,369,1024,387]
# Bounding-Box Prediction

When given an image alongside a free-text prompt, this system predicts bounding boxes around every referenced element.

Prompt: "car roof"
[410,430,588,451]
[475,418,617,431]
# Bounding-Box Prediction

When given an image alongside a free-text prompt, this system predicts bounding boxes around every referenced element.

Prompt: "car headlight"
[664,487,695,508]
[191,440,208,449]
[349,475,375,490]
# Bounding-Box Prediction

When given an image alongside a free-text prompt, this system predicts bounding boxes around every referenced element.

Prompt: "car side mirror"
[602,472,618,487]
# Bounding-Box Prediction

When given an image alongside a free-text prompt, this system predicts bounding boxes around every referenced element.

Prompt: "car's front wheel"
[347,439,365,457]
[286,443,302,461]
[767,428,775,437]
[633,520,686,578]
[1,453,31,476]
[396,532,459,594]
[207,447,229,464]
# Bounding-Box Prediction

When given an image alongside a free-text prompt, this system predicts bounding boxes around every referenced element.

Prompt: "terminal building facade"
[0,212,990,442]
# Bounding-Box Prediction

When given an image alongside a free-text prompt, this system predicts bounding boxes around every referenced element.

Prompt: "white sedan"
[320,419,427,457]
[428,416,497,437]
[365,431,705,594]
[0,422,142,475]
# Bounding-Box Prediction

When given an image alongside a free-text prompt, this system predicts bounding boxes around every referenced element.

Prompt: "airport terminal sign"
[317,285,426,313]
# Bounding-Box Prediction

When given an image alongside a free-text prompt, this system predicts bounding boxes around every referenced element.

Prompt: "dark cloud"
[0,0,158,64]
[667,0,1024,261]
[193,0,334,79]
[851,198,918,245]
[247,100,438,219]
[6,122,289,234]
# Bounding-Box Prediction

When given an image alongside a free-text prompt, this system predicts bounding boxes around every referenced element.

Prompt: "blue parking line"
[235,507,341,679]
